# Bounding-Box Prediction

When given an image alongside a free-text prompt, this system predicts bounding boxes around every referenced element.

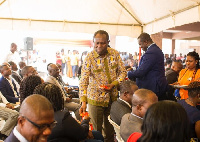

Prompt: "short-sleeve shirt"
[178,99,200,139]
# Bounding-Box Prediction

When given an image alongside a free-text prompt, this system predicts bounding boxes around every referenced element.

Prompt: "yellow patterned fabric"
[79,48,126,107]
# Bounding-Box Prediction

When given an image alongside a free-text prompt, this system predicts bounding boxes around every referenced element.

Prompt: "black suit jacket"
[4,131,20,142]
[110,98,132,126]
[11,71,22,85]
[0,76,19,103]
[48,110,89,142]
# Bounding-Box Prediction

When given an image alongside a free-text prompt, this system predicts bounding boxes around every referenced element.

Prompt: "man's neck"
[3,75,10,79]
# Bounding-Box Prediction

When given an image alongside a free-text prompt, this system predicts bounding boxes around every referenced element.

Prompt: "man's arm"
[110,51,127,87]
[79,55,91,113]
[0,81,19,103]
[128,52,156,79]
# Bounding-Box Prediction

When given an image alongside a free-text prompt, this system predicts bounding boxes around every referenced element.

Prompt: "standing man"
[79,30,127,142]
[4,43,20,63]
[128,33,168,100]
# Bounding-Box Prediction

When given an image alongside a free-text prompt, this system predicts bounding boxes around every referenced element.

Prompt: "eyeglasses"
[51,69,60,72]
[22,116,57,131]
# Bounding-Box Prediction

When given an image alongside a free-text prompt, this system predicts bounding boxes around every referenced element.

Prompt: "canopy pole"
[116,0,142,25]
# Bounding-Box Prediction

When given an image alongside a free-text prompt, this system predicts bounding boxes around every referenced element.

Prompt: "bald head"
[17,94,55,142]
[20,94,53,116]
[47,64,59,77]
[132,89,158,117]
[171,61,183,73]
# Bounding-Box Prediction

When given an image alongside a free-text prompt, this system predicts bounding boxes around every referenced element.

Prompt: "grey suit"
[45,75,81,120]
[0,92,19,136]
[11,71,22,85]
[120,113,142,142]
[110,98,131,126]
[0,107,19,136]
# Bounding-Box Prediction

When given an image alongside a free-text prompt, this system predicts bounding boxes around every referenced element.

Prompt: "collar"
[147,43,155,50]
[131,113,143,120]
[13,127,29,142]
[93,47,111,58]
[48,75,57,80]
[10,51,15,54]
[119,98,131,108]
[4,76,11,81]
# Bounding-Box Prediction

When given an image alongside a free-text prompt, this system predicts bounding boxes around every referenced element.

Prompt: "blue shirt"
[178,100,200,139]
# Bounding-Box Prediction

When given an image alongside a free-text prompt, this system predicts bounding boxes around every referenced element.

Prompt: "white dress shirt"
[13,127,29,142]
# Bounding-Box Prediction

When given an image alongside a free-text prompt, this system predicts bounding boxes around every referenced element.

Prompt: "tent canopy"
[0,0,200,37]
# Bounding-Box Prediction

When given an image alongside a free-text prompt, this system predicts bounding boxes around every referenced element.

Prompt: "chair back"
[108,115,124,142]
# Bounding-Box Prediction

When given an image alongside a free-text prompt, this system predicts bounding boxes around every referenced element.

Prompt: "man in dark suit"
[120,89,158,142]
[4,94,56,142]
[0,65,19,103]
[110,80,138,126]
[128,33,168,100]
[18,61,26,78]
[165,61,183,100]
[8,61,22,85]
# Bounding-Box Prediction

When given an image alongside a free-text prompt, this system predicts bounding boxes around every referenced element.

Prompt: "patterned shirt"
[79,48,126,107]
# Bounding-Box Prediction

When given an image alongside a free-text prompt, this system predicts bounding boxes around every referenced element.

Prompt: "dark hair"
[120,80,137,95]
[18,61,26,69]
[21,66,32,76]
[47,63,53,71]
[137,32,153,43]
[187,51,200,69]
[93,30,109,41]
[8,61,15,66]
[33,83,64,112]
[19,75,42,104]
[137,101,190,142]
[187,81,200,98]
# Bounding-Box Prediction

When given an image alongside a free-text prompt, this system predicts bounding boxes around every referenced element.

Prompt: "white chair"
[108,115,124,142]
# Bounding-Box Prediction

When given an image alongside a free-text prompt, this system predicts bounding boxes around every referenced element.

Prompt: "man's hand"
[127,67,133,71]
[83,115,90,121]
[64,86,68,91]
[100,84,115,91]
[6,103,14,109]
[65,97,72,102]
[79,101,87,114]
[87,130,94,139]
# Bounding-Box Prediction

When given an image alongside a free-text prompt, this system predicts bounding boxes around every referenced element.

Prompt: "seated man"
[4,94,56,142]
[18,61,26,78]
[21,66,38,78]
[110,80,138,125]
[45,63,81,120]
[120,89,158,142]
[0,91,19,139]
[165,61,183,100]
[8,61,22,85]
[0,65,19,103]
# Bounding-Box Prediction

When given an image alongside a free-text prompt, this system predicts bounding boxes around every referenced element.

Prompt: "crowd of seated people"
[0,50,200,142]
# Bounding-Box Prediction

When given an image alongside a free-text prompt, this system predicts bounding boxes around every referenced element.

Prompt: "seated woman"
[128,100,190,142]
[33,83,103,142]
[178,81,200,141]
[19,75,43,104]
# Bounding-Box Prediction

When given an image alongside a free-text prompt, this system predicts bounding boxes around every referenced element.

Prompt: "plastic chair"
[108,115,124,142]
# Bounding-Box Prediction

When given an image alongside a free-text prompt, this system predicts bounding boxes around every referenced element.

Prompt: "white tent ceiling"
[0,0,200,38]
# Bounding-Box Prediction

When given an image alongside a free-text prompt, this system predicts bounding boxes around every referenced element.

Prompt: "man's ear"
[136,104,142,111]
[18,116,25,127]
